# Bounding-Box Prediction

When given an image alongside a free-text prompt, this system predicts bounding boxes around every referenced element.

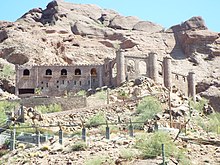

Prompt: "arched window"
[138,61,146,75]
[46,69,52,75]
[90,68,97,76]
[75,68,81,75]
[112,63,117,78]
[61,69,67,75]
[23,69,30,76]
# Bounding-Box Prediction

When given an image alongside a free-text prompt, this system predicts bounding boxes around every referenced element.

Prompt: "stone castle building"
[15,50,195,100]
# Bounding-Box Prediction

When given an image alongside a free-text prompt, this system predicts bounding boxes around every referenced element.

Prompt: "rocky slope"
[0,0,220,110]
[1,78,219,165]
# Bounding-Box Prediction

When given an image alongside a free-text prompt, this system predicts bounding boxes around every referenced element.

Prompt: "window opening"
[75,68,81,75]
[23,69,30,76]
[46,69,52,75]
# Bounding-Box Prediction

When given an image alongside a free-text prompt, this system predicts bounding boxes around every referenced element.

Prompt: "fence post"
[107,88,110,104]
[58,123,63,145]
[82,127,86,141]
[129,119,134,137]
[36,131,40,147]
[10,128,16,151]
[118,115,121,123]
[184,115,187,136]
[154,120,158,131]
[20,104,25,123]
[106,120,110,139]
[162,143,166,165]
[45,133,48,142]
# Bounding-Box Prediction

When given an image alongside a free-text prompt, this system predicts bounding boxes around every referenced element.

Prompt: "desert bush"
[85,156,110,165]
[196,112,220,134]
[135,131,190,164]
[207,113,220,133]
[135,131,175,158]
[70,141,87,151]
[0,100,19,121]
[36,103,62,114]
[0,149,9,157]
[76,90,86,96]
[86,112,106,127]
[0,65,15,79]
[134,96,162,129]
[85,157,103,165]
[119,148,136,160]
[190,97,208,112]
[94,90,106,101]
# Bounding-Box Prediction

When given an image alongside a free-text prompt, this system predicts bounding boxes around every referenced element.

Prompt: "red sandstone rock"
[133,21,163,33]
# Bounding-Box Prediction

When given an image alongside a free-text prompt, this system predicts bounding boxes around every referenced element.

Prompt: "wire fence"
[0,119,186,151]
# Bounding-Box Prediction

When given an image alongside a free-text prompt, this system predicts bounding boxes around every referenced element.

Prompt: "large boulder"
[0,30,8,42]
[120,39,138,49]
[6,52,29,65]
[133,21,164,33]
[171,16,220,57]
[179,30,219,56]
[171,16,207,32]
[109,15,140,30]
[40,0,59,25]
[71,21,107,37]
[200,86,220,112]
[180,16,207,31]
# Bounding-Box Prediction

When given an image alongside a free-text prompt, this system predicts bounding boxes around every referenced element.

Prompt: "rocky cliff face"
[0,0,220,110]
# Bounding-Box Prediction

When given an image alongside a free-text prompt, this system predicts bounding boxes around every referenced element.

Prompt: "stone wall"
[15,51,196,100]
[16,65,103,96]
[20,96,87,110]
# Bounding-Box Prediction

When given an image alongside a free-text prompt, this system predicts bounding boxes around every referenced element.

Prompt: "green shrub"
[119,148,136,160]
[135,132,190,164]
[174,150,191,165]
[76,90,86,96]
[0,101,19,121]
[94,90,106,101]
[208,113,220,133]
[70,141,87,151]
[36,104,62,114]
[85,156,109,165]
[196,112,220,134]
[190,97,208,112]
[86,112,106,127]
[0,149,9,157]
[0,65,15,79]
[135,132,175,158]
[134,96,162,129]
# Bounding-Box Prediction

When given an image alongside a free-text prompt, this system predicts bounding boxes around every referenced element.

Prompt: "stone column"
[148,52,158,83]
[109,62,113,86]
[116,50,126,86]
[188,72,196,102]
[99,66,103,87]
[163,56,172,88]
[15,65,19,96]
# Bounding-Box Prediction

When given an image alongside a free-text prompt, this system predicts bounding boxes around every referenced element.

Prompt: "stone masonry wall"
[20,96,87,110]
